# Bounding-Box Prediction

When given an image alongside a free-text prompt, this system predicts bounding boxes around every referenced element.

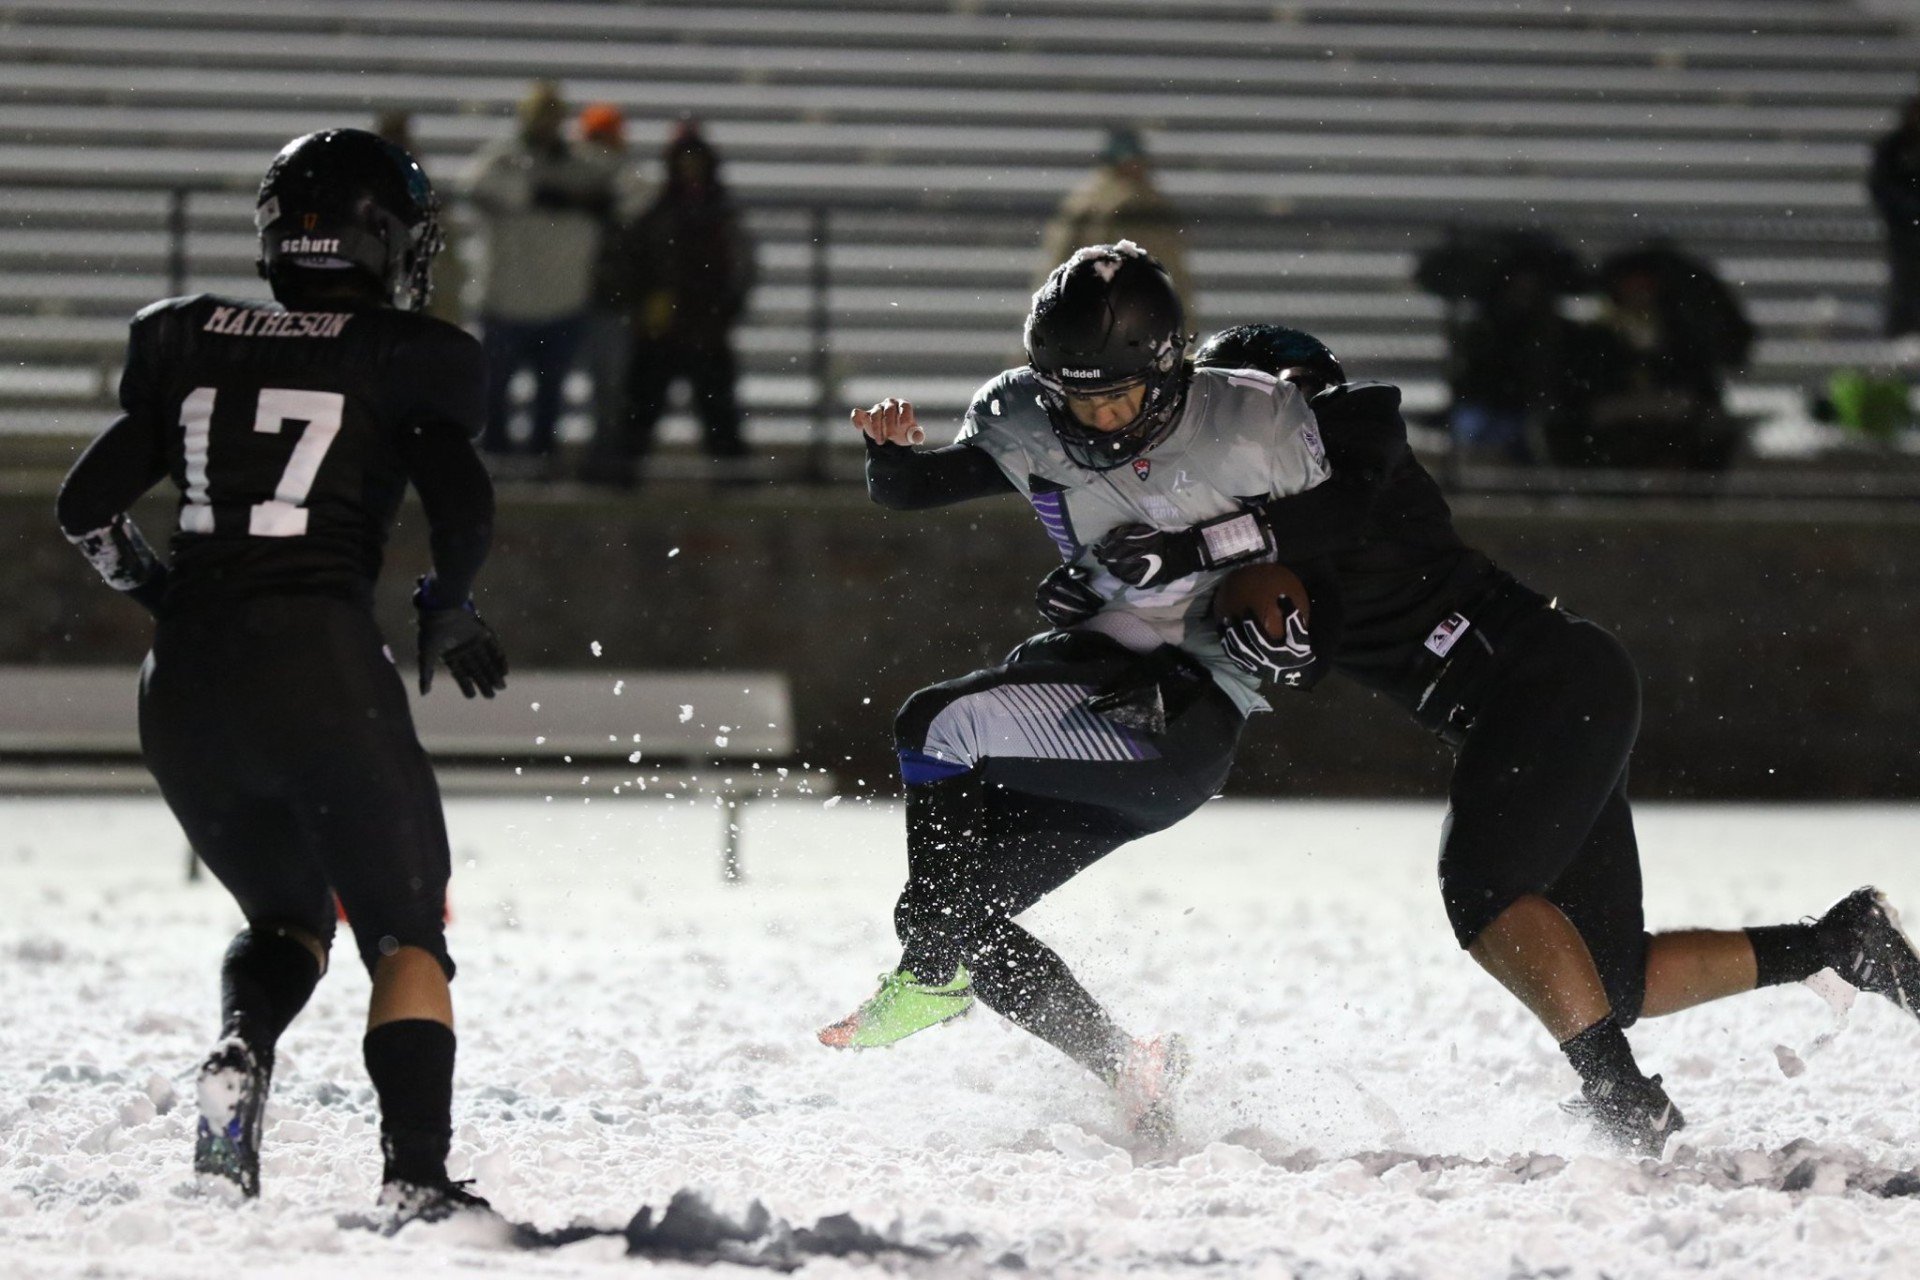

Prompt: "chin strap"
[65,512,163,592]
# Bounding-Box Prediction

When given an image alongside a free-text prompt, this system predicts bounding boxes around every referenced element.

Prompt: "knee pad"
[228,922,330,976]
[341,905,455,981]
[221,924,328,1051]
[355,933,457,982]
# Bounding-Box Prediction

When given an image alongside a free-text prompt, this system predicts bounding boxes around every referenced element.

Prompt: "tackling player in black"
[1046,321,1920,1152]
[55,129,507,1217]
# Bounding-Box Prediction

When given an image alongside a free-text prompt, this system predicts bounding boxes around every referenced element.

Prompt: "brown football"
[1212,562,1311,638]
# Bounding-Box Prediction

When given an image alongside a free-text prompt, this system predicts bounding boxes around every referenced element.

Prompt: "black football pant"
[1437,607,1649,1023]
[140,595,455,978]
[891,633,1243,1076]
[622,337,745,460]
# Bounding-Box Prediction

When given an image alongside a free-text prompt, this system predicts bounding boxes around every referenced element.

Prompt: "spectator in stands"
[573,103,652,488]
[608,119,756,479]
[1417,228,1594,465]
[374,110,467,326]
[1444,266,1586,464]
[1547,242,1752,470]
[1040,126,1194,322]
[465,81,618,475]
[1869,94,1920,339]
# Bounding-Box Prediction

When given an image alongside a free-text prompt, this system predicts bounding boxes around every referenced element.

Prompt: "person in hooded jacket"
[609,119,756,477]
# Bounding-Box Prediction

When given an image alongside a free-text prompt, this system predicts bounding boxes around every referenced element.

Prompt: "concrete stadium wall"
[5,484,1916,801]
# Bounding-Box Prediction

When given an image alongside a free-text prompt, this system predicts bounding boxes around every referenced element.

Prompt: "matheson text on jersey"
[203,307,352,339]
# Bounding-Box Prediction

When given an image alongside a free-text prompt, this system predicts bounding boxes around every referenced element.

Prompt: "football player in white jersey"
[816,243,1336,1136]
[1053,322,1920,1154]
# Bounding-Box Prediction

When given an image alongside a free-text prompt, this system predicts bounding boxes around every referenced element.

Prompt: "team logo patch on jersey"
[1131,458,1152,481]
[1424,612,1471,658]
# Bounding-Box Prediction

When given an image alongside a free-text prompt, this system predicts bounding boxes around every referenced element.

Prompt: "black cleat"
[376,1177,493,1226]
[1564,1072,1686,1156]
[193,1037,269,1198]
[1813,887,1920,1018]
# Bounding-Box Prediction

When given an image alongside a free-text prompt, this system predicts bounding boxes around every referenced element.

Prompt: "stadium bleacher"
[0,0,1912,450]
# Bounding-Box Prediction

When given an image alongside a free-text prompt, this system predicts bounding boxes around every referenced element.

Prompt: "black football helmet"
[1024,241,1190,471]
[1194,324,1346,396]
[255,128,443,311]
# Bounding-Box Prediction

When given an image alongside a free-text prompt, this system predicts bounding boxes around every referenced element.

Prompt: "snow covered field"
[3,795,1919,1279]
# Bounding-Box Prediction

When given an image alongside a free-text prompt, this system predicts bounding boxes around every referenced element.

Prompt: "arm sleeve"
[864,438,1016,510]
[398,328,494,602]
[56,412,169,537]
[402,426,494,605]
[1255,382,1411,562]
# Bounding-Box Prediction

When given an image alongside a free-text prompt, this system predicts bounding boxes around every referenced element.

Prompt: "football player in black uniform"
[1044,321,1920,1152]
[56,130,507,1217]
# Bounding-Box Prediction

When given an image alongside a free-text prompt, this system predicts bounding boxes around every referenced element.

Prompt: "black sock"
[893,777,980,983]
[966,918,1126,1081]
[364,1019,456,1186]
[1560,1015,1642,1091]
[1746,923,1823,989]
[219,928,323,1070]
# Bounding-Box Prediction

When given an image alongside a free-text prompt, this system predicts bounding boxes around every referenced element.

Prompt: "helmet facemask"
[1025,241,1191,472]
[1031,342,1189,472]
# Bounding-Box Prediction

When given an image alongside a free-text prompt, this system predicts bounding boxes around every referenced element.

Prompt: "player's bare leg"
[1640,889,1920,1021]
[369,945,454,1029]
[1468,894,1612,1041]
[1638,930,1758,1017]
[1467,893,1683,1153]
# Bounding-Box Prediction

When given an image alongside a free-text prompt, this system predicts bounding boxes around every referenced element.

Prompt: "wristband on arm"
[1194,509,1273,570]
[65,512,165,597]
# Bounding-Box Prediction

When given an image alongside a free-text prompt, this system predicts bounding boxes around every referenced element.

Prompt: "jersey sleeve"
[56,411,168,536]
[1269,378,1333,496]
[397,323,488,441]
[954,370,1034,496]
[116,299,179,419]
[1254,382,1408,562]
[1312,381,1411,478]
[62,301,178,531]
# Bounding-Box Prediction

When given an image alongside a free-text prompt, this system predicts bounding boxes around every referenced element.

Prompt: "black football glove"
[1219,598,1315,688]
[1093,509,1274,589]
[1036,562,1104,628]
[413,578,508,699]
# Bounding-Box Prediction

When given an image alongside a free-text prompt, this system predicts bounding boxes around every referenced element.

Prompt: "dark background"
[9,473,1916,802]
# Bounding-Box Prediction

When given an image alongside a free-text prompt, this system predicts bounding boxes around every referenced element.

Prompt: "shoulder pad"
[961,367,1037,438]
[130,293,223,326]
[1308,381,1401,424]
[1192,364,1281,393]
[1307,382,1408,474]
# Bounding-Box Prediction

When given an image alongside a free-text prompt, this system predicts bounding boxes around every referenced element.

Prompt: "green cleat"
[818,966,974,1048]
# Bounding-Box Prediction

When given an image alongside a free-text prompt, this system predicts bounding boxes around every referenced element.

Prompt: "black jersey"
[116,294,485,606]
[1310,396,1513,708]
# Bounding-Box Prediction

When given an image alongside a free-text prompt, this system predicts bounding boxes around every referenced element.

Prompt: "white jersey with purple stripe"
[959,365,1331,715]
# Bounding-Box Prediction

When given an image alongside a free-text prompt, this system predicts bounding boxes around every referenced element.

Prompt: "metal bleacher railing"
[2,165,1915,500]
